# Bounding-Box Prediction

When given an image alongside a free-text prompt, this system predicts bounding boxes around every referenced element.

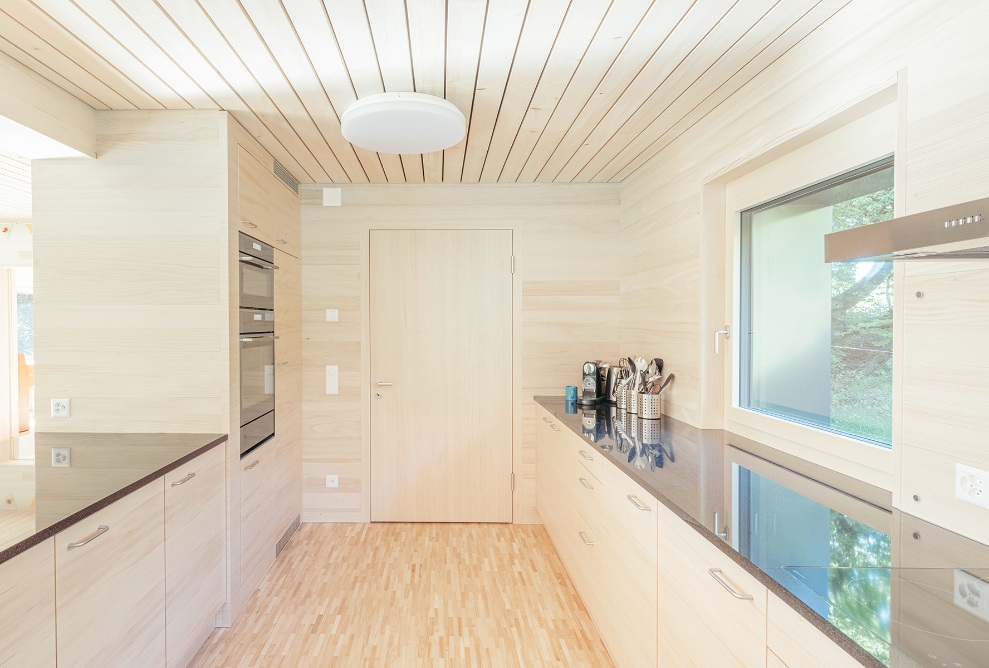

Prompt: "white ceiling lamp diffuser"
[341,92,466,154]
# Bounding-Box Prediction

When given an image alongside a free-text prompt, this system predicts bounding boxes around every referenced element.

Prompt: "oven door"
[239,258,275,311]
[240,334,275,426]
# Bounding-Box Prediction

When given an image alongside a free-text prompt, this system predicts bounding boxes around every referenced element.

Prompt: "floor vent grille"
[276,515,301,556]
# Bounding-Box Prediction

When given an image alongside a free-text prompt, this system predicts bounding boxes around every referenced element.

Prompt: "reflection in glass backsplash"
[734,465,892,664]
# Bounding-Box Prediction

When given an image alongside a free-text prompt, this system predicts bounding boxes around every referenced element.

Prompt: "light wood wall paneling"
[300,183,620,524]
[0,49,96,158]
[0,538,55,668]
[33,110,230,434]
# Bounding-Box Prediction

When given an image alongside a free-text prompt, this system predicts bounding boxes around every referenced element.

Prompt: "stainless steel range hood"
[824,197,989,262]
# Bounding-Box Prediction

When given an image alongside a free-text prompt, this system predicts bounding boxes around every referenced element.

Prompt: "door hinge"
[511,472,515,491]
[511,255,515,274]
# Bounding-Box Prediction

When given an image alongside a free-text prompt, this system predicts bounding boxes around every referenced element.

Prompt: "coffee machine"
[578,361,600,406]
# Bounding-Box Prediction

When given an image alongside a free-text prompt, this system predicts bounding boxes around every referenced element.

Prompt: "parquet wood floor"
[190,523,615,667]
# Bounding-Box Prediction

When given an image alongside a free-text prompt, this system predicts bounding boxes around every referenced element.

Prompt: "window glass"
[740,160,894,445]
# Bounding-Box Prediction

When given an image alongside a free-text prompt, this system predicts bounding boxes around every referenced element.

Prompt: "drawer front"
[0,538,55,668]
[767,594,862,668]
[240,445,276,585]
[165,445,226,668]
[659,503,767,668]
[56,480,166,668]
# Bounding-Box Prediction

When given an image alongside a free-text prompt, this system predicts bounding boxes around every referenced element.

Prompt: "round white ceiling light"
[340,92,466,154]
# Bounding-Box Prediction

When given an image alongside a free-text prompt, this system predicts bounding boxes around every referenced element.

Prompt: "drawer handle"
[627,494,650,511]
[550,424,561,432]
[171,472,196,486]
[578,531,596,546]
[708,569,753,600]
[542,417,552,423]
[276,238,288,245]
[67,525,109,549]
[578,449,593,461]
[244,459,260,470]
[242,220,258,229]
[578,477,594,490]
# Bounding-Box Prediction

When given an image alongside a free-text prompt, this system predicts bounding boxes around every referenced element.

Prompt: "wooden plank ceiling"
[0,149,31,225]
[0,0,854,184]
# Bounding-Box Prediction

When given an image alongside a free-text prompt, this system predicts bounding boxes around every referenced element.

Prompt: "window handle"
[714,326,730,354]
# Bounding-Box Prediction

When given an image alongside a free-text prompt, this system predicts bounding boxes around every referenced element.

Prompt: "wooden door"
[370,229,513,522]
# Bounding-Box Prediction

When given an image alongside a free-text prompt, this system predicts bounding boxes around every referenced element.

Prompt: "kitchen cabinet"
[272,179,301,258]
[768,649,788,668]
[55,479,166,668]
[0,538,55,667]
[240,441,283,588]
[164,446,226,668]
[535,405,657,668]
[767,593,862,668]
[657,501,767,667]
[237,145,274,245]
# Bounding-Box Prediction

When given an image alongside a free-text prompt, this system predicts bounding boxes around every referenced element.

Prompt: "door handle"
[708,569,753,600]
[171,472,196,486]
[376,380,393,387]
[67,525,109,548]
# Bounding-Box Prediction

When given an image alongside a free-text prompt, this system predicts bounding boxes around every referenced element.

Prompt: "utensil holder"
[617,386,632,412]
[640,417,662,445]
[638,392,662,420]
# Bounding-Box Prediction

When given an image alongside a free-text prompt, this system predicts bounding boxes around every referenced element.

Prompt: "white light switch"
[325,365,339,395]
[325,309,339,322]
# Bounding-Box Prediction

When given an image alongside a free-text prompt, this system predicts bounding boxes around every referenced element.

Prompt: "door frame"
[360,225,519,523]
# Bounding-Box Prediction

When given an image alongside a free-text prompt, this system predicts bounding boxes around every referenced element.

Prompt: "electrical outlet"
[954,569,989,622]
[325,475,339,488]
[52,447,71,467]
[955,463,989,510]
[51,398,71,418]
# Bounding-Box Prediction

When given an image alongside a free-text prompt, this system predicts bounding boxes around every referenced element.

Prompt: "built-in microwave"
[239,233,276,311]
[239,233,276,457]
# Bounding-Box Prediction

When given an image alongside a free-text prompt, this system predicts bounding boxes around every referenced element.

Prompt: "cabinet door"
[274,249,302,532]
[272,179,300,258]
[767,594,863,668]
[0,538,55,667]
[56,481,166,668]
[240,442,280,586]
[658,503,767,668]
[164,446,225,668]
[237,145,273,244]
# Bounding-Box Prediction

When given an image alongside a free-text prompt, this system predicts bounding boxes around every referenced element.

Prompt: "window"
[739,159,894,446]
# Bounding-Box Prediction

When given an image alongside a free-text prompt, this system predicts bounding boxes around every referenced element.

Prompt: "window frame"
[721,105,897,491]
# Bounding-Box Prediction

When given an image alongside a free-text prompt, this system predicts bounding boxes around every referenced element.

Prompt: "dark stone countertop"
[0,432,227,565]
[535,396,989,668]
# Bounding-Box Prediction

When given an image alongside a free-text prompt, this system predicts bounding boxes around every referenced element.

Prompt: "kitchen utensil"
[639,393,662,419]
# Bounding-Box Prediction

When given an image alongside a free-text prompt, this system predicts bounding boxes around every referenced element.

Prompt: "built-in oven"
[239,233,276,457]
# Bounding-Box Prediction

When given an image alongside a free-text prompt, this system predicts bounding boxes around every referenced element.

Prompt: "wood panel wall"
[619,0,989,539]
[300,184,620,523]
[32,110,230,433]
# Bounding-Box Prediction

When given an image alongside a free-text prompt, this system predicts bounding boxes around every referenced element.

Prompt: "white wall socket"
[51,398,71,418]
[52,447,71,467]
[954,569,989,622]
[325,475,339,488]
[955,463,989,510]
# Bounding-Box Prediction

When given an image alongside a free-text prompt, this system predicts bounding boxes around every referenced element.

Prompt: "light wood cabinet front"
[767,593,862,668]
[274,249,302,532]
[240,442,280,586]
[658,502,767,668]
[55,480,166,668]
[237,145,273,245]
[164,446,226,668]
[0,538,56,668]
[272,180,300,258]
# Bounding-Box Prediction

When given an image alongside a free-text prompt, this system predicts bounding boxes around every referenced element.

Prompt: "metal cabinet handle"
[627,494,650,511]
[242,220,258,229]
[714,326,731,354]
[708,569,753,600]
[276,361,289,366]
[578,531,596,546]
[578,477,594,490]
[376,380,393,387]
[276,238,288,245]
[244,459,260,471]
[542,417,552,423]
[171,472,196,486]
[578,450,593,461]
[550,424,561,432]
[67,525,109,548]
